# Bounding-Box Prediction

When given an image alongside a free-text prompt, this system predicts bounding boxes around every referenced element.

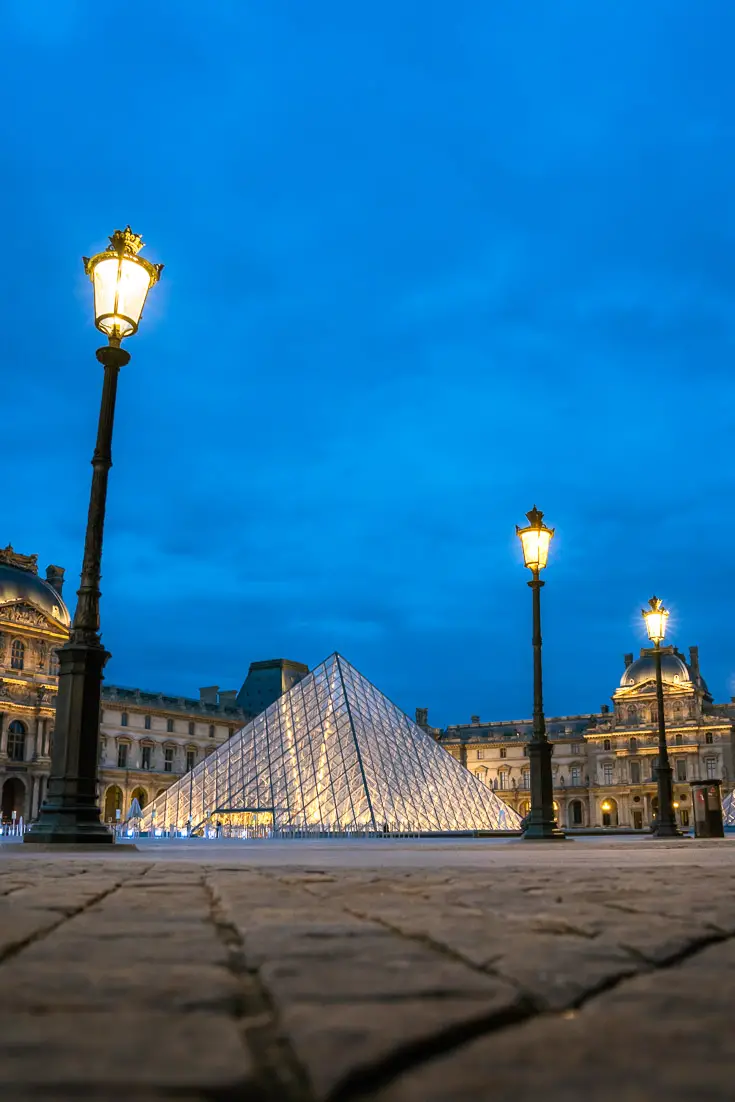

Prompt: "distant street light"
[641,596,681,838]
[516,506,565,840]
[26,228,162,845]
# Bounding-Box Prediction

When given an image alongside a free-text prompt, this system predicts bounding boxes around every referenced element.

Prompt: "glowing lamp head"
[642,595,669,644]
[83,227,163,344]
[516,506,554,573]
[601,800,612,812]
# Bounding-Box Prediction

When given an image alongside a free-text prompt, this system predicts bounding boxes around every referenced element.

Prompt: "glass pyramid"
[141,653,520,834]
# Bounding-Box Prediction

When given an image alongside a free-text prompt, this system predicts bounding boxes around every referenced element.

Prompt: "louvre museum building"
[1,543,733,832]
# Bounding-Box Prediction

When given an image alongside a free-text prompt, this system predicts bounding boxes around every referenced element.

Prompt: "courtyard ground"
[0,835,733,1100]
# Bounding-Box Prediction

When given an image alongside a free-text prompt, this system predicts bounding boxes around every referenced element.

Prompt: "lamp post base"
[523,738,566,840]
[23,640,113,846]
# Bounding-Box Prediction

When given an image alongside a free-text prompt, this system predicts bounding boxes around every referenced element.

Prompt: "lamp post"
[641,596,680,838]
[26,228,162,845]
[516,506,565,840]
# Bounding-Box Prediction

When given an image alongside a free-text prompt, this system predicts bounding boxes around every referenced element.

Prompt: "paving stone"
[0,1012,253,1090]
[374,939,735,1102]
[280,994,525,1099]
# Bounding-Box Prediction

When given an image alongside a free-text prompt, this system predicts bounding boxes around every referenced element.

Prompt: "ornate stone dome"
[620,651,690,688]
[0,562,71,628]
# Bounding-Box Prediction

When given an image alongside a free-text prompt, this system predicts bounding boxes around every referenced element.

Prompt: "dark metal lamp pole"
[641,596,680,839]
[25,228,162,845]
[516,507,565,840]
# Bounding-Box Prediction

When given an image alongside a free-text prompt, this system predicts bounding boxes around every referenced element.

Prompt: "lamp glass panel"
[116,257,151,330]
[519,527,552,570]
[644,609,668,643]
[92,256,122,334]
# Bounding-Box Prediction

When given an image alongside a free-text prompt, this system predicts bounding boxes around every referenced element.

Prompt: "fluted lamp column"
[516,506,565,840]
[641,596,681,839]
[26,228,162,844]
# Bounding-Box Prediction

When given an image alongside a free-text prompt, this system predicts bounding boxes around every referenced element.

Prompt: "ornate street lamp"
[641,596,680,838]
[26,229,162,844]
[516,506,565,840]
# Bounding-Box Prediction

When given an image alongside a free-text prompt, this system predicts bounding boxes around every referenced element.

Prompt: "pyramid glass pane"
[141,653,521,833]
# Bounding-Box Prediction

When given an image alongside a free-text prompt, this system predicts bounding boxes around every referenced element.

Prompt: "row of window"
[118,712,216,738]
[115,742,197,773]
[7,639,60,675]
[601,733,715,751]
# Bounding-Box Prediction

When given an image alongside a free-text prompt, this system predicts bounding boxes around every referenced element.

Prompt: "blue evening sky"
[3,1,735,726]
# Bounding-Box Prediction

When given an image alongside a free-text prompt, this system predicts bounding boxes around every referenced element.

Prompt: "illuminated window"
[164,747,174,772]
[117,743,129,768]
[7,721,26,761]
[680,809,690,826]
[141,745,152,770]
[10,639,24,671]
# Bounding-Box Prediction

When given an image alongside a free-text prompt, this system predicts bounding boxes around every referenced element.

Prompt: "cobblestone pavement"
[1,837,733,1100]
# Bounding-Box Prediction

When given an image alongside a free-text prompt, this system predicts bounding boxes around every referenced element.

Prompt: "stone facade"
[0,546,69,823]
[436,644,735,830]
[0,545,308,824]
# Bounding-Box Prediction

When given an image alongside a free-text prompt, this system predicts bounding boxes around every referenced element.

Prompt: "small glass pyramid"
[141,653,520,834]
[724,788,734,827]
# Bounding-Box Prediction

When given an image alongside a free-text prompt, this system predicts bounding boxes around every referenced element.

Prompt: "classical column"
[0,711,7,756]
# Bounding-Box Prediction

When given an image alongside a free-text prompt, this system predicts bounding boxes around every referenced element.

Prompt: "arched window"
[603,739,611,751]
[11,639,25,671]
[675,733,683,745]
[7,721,26,762]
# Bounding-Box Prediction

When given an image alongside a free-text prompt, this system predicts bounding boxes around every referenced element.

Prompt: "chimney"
[689,646,700,682]
[218,689,237,708]
[199,685,219,705]
[415,707,428,728]
[470,715,480,725]
[623,653,633,668]
[46,565,65,596]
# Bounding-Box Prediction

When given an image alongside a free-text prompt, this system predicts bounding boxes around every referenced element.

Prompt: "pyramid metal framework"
[141,653,520,833]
